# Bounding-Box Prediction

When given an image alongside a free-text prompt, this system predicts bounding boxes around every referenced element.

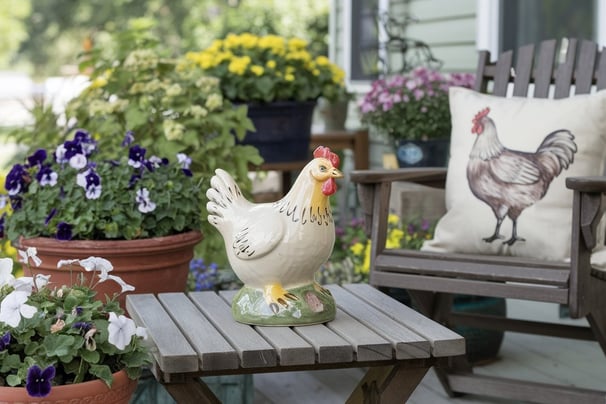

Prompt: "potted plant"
[358,67,475,167]
[9,24,261,266]
[185,32,348,163]
[0,129,203,308]
[316,85,354,131]
[0,252,149,402]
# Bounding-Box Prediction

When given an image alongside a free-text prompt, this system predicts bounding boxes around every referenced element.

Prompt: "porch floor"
[253,299,606,403]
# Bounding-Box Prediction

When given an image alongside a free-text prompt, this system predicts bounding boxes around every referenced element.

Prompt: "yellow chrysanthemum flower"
[250,65,264,76]
[228,56,251,75]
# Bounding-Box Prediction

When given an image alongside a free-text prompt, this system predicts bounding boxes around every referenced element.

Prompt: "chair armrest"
[350,168,447,188]
[566,176,606,193]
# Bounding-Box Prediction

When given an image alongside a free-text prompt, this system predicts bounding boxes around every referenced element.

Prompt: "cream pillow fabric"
[422,87,606,266]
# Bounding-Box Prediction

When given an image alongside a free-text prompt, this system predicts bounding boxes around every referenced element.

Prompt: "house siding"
[333,0,478,85]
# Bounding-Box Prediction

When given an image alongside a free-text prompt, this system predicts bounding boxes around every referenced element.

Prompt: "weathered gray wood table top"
[126,283,464,404]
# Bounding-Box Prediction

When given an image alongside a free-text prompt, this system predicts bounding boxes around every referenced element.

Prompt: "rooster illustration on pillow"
[466,107,577,245]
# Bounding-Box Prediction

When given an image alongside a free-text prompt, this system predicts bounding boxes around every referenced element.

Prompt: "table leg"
[346,364,430,403]
[162,376,221,404]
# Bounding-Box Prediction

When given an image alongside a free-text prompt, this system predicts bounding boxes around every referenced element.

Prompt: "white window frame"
[342,0,389,93]
[476,0,606,57]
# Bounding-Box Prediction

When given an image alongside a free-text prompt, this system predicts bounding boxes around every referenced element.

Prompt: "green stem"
[73,357,87,384]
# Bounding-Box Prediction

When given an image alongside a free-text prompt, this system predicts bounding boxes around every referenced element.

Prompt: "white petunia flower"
[107,312,136,350]
[0,258,15,287]
[57,259,80,269]
[18,248,42,267]
[79,257,113,274]
[97,272,135,294]
[0,291,37,327]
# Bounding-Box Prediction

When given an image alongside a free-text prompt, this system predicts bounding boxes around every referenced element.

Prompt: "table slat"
[126,294,198,373]
[221,290,316,366]
[293,323,354,364]
[326,308,392,362]
[344,283,465,357]
[157,293,240,371]
[189,291,277,368]
[328,285,431,359]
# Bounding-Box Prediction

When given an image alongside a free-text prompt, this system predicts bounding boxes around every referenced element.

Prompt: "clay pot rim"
[19,230,203,253]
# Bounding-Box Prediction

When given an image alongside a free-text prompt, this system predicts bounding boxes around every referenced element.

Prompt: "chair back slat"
[477,38,604,99]
[512,43,535,96]
[554,38,577,99]
[574,40,598,95]
[532,39,557,98]
[492,50,513,96]
[597,50,606,90]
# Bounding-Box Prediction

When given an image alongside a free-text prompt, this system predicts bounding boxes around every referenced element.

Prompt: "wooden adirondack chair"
[351,38,606,403]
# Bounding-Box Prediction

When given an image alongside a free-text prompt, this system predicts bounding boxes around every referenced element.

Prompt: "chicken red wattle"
[313,146,340,196]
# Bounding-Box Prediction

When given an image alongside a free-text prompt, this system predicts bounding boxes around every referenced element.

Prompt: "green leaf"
[79,349,100,364]
[43,335,77,357]
[89,364,113,387]
[6,374,21,387]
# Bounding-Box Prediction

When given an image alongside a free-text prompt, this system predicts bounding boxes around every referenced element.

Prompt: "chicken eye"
[319,165,328,172]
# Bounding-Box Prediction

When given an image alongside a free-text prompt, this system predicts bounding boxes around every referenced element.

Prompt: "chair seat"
[373,249,570,304]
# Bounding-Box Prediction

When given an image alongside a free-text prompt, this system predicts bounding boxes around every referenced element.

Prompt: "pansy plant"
[0,249,150,397]
[2,129,202,242]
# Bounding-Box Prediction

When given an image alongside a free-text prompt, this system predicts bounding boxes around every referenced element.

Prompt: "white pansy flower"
[0,291,37,327]
[107,312,136,350]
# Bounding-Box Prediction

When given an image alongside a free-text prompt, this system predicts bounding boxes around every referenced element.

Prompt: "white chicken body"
[207,152,343,311]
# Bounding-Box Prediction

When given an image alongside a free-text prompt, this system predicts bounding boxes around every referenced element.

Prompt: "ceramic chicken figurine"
[207,146,343,325]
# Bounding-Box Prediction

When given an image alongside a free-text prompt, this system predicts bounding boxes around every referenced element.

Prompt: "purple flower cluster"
[189,258,218,291]
[357,67,475,140]
[3,129,194,241]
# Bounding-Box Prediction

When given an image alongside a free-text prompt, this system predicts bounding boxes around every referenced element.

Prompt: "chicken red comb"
[313,146,340,168]
[473,107,490,125]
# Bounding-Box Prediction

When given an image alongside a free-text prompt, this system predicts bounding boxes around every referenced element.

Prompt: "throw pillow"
[422,86,606,267]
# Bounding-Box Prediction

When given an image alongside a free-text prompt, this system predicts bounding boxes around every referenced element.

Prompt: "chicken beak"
[331,168,343,179]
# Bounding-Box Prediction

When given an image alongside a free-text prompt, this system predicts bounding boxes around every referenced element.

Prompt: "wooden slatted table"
[126,283,465,403]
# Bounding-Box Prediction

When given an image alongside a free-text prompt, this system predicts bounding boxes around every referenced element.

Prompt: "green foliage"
[3,130,203,242]
[0,258,150,391]
[9,24,263,263]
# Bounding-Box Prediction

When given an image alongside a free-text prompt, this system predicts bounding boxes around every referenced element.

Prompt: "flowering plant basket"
[1,129,202,242]
[0,251,149,398]
[358,67,475,141]
[185,33,347,103]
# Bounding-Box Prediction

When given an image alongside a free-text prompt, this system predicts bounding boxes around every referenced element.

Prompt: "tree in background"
[0,1,31,70]
[6,0,329,79]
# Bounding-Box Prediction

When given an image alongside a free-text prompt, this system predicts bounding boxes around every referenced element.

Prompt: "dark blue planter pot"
[395,138,450,167]
[241,100,316,163]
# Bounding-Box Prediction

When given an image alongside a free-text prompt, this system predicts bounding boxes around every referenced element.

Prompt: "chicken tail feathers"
[206,168,244,230]
[536,129,577,177]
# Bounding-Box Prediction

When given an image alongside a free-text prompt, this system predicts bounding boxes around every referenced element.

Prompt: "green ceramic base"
[231,283,336,326]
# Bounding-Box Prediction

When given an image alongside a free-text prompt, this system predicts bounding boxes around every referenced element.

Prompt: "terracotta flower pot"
[0,369,137,404]
[19,231,203,309]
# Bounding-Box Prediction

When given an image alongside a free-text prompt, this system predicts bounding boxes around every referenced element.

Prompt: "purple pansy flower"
[56,222,73,241]
[26,365,56,398]
[128,145,146,168]
[122,130,135,147]
[73,129,97,156]
[76,168,102,199]
[0,213,5,238]
[73,321,92,333]
[44,208,57,226]
[135,188,156,213]
[5,164,29,196]
[36,164,58,187]
[0,331,9,350]
[27,149,47,167]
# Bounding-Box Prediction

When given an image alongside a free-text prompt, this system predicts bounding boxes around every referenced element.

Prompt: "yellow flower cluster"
[185,33,347,103]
